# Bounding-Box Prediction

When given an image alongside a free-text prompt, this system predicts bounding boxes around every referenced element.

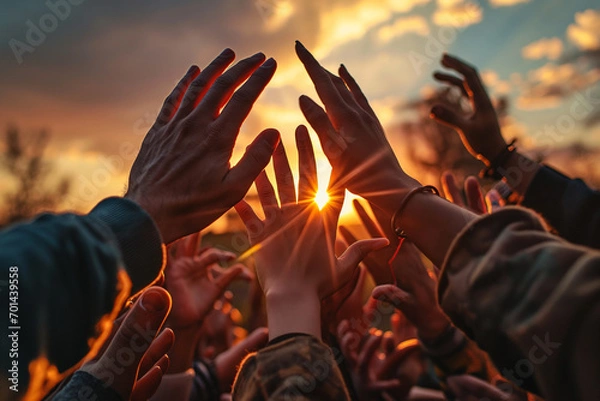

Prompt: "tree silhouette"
[1,126,71,227]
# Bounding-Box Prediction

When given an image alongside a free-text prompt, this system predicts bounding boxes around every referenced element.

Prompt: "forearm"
[265,289,321,340]
[379,192,478,267]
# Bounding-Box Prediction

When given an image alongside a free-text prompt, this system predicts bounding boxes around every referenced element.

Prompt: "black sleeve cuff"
[89,197,165,293]
[521,165,570,220]
[54,371,123,401]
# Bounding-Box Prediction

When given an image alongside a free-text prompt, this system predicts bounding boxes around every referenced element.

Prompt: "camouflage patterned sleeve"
[438,206,600,401]
[232,334,351,401]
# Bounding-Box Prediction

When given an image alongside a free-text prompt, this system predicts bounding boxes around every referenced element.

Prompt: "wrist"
[168,326,201,373]
[265,288,322,340]
[417,312,452,342]
[367,174,421,217]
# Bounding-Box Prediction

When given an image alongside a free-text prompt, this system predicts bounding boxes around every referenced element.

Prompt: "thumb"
[372,284,412,311]
[337,238,389,278]
[430,104,466,131]
[228,128,280,192]
[84,287,172,400]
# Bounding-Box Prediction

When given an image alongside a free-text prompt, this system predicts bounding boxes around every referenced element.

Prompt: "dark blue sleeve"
[0,197,163,392]
[521,165,600,249]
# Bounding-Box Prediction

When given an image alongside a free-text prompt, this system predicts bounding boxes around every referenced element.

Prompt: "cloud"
[432,0,483,27]
[522,37,563,60]
[517,62,600,110]
[310,0,432,58]
[567,9,600,51]
[488,0,530,7]
[481,70,512,94]
[388,0,432,13]
[377,16,430,43]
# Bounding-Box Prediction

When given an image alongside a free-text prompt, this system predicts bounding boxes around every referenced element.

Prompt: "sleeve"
[420,324,499,386]
[51,371,123,401]
[437,207,600,401]
[520,165,600,249]
[232,335,351,401]
[0,197,164,392]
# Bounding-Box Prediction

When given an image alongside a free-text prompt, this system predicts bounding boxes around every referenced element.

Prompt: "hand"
[197,292,238,359]
[338,322,423,401]
[126,49,280,244]
[441,171,505,214]
[441,171,487,214]
[431,54,507,164]
[213,328,269,393]
[295,41,419,215]
[165,233,250,331]
[235,126,388,338]
[371,250,450,341]
[81,287,174,401]
[340,199,425,285]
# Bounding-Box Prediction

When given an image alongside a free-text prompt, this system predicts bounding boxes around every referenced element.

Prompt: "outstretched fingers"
[156,65,200,124]
[295,125,318,203]
[273,141,296,207]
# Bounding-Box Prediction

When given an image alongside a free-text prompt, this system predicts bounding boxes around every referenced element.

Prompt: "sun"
[314,189,330,210]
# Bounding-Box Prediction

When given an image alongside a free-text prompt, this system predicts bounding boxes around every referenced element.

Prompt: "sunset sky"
[1,0,599,228]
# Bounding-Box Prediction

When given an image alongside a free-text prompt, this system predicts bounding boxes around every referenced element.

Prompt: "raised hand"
[235,125,388,339]
[431,54,507,164]
[164,233,251,372]
[337,322,423,401]
[126,49,280,244]
[441,171,487,214]
[213,328,269,393]
[165,234,250,331]
[80,287,174,401]
[371,247,450,341]
[441,171,506,214]
[340,199,426,285]
[295,41,420,215]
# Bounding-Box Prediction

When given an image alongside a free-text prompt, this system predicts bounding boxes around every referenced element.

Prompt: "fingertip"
[261,57,276,69]
[140,287,171,313]
[373,237,390,248]
[464,175,480,191]
[255,327,269,337]
[295,124,310,141]
[221,48,235,58]
[260,128,281,148]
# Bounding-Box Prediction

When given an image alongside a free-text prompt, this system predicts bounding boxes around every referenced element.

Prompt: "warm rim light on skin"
[314,189,330,210]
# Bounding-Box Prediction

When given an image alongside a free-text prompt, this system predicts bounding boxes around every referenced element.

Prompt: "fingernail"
[295,40,306,50]
[140,288,168,312]
[262,57,276,68]
[252,52,265,60]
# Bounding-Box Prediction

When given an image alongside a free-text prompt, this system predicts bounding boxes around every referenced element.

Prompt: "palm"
[165,233,248,330]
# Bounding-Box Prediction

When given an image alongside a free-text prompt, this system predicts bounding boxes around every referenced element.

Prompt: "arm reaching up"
[126,49,279,244]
